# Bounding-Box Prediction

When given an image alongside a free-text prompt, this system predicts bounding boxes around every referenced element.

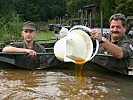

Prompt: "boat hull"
[0,42,132,76]
[0,54,132,78]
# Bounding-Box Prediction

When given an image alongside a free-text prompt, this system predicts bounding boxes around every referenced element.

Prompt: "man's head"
[21,21,36,42]
[109,13,127,41]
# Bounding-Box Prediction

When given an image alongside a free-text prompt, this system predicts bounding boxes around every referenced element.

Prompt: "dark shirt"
[93,35,133,74]
[11,41,49,69]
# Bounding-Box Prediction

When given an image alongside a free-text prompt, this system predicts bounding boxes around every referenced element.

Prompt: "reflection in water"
[0,65,133,100]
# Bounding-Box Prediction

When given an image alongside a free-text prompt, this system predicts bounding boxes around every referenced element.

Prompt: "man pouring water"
[90,13,133,74]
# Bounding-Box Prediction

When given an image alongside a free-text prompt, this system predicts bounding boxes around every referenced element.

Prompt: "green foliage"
[66,0,88,17]
[49,0,67,18]
[13,0,66,21]
[100,0,116,27]
[66,0,101,18]
[0,0,133,41]
[14,0,40,21]
[0,0,13,19]
[114,0,133,17]
[0,12,23,41]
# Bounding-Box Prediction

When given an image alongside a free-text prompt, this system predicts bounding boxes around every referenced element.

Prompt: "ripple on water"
[0,69,133,99]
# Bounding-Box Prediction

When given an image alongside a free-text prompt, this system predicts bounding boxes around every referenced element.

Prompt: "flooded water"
[0,65,133,100]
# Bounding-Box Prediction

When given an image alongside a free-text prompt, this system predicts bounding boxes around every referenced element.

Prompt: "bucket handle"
[69,25,92,33]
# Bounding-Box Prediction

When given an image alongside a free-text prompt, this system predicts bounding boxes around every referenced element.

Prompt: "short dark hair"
[109,13,127,27]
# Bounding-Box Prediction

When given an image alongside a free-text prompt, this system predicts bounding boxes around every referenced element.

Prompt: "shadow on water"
[0,62,133,100]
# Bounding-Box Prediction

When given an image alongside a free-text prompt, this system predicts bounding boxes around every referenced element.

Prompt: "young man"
[90,13,133,74]
[2,21,49,69]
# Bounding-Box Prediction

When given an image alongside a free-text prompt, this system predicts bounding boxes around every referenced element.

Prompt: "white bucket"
[54,36,66,61]
[54,25,99,63]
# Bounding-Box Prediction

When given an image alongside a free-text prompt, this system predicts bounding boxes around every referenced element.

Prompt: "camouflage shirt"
[11,41,49,69]
[94,35,133,74]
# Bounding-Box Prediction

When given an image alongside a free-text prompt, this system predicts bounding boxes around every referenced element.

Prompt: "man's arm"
[3,45,27,52]
[2,45,37,57]
[102,40,123,59]
[90,29,124,59]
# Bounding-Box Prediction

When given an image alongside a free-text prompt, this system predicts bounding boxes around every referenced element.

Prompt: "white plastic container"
[54,25,99,63]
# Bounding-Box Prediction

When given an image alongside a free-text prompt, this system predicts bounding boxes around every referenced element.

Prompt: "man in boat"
[2,21,60,69]
[58,27,69,39]
[90,13,133,74]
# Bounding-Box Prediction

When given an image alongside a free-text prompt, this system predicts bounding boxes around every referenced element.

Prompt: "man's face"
[110,20,126,41]
[21,29,36,42]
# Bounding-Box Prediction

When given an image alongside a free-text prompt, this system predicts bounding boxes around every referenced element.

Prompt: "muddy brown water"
[0,64,133,100]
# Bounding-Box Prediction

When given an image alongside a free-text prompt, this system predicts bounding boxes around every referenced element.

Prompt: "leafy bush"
[0,12,23,41]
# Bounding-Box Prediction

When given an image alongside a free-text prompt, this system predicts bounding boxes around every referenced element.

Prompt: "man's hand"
[90,29,102,41]
[25,49,37,57]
